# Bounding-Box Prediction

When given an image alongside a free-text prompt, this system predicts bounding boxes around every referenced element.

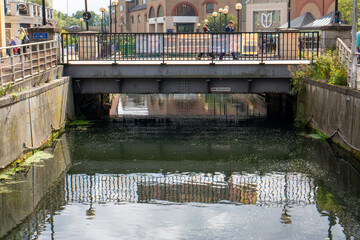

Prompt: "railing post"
[30,46,34,76]
[21,48,25,79]
[260,32,264,64]
[10,52,15,82]
[162,33,165,65]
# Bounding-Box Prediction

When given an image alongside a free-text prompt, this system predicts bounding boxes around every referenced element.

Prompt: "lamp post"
[100,15,103,32]
[80,18,84,31]
[235,3,242,32]
[218,8,223,32]
[109,0,112,33]
[42,0,46,25]
[212,12,218,32]
[223,8,228,31]
[100,7,107,32]
[112,0,119,33]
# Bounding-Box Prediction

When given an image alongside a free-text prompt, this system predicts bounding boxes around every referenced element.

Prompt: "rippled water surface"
[1,95,360,240]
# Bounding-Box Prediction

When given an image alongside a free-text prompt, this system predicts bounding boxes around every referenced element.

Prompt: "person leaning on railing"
[196,24,215,60]
[219,20,238,60]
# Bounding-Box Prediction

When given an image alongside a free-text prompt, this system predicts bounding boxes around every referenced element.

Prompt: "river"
[0,94,360,240]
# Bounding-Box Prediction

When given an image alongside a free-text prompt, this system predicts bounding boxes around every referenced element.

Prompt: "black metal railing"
[61,32,320,64]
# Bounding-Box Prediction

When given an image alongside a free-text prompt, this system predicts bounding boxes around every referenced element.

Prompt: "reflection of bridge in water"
[65,173,316,207]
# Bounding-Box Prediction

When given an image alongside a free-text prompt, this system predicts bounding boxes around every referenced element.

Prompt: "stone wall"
[0,134,71,239]
[0,77,74,168]
[298,79,360,152]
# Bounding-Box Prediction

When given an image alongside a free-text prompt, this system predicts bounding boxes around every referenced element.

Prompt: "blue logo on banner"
[34,33,48,40]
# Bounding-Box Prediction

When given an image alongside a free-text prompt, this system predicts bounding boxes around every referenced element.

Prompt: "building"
[110,0,335,33]
[4,0,55,41]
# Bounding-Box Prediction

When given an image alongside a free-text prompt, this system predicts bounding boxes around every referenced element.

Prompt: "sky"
[53,0,109,15]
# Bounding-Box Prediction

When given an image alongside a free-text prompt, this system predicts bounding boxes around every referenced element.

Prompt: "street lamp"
[100,15,103,32]
[223,8,229,31]
[100,7,106,32]
[218,8,223,32]
[80,18,84,31]
[212,12,218,32]
[235,3,242,32]
[112,0,119,33]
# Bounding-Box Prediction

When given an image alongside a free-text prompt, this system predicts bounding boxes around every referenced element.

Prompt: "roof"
[278,12,316,29]
[301,12,335,29]
[129,4,147,12]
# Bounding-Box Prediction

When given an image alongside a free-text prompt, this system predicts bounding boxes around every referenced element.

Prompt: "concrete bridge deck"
[64,60,308,94]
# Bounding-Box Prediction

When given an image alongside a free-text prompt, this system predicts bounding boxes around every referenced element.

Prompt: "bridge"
[59,31,320,94]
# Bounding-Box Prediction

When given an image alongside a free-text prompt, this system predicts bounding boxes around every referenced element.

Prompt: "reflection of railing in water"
[65,173,316,207]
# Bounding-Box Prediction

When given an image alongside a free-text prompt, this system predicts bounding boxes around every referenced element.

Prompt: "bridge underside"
[64,62,300,94]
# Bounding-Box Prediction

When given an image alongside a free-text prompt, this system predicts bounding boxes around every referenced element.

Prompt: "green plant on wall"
[0,84,11,97]
[290,50,348,95]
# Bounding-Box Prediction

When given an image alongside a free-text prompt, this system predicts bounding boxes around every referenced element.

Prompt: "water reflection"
[114,94,266,118]
[1,124,360,239]
[66,173,314,206]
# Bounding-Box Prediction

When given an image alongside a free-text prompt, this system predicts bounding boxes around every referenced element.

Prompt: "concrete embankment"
[298,79,360,153]
[0,71,74,168]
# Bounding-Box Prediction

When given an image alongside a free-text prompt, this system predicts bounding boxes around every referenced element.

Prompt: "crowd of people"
[5,27,30,56]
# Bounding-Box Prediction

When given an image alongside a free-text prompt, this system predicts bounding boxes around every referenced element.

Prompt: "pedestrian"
[9,37,18,55]
[5,37,11,56]
[16,27,30,58]
[196,24,215,60]
[219,20,238,60]
[357,31,360,60]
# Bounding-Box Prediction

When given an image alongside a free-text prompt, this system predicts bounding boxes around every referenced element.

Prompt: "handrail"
[60,31,321,64]
[0,39,58,51]
[0,39,59,87]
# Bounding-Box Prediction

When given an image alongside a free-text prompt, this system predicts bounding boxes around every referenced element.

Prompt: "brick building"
[4,0,55,41]
[110,0,335,33]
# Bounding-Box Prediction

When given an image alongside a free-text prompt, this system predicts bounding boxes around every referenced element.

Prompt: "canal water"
[1,94,360,240]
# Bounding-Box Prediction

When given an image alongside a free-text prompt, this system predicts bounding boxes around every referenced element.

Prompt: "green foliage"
[290,51,348,95]
[0,84,11,97]
[339,0,360,28]
[205,14,238,32]
[55,10,104,29]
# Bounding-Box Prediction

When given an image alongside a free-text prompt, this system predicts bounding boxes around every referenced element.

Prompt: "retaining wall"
[298,79,360,152]
[0,77,74,168]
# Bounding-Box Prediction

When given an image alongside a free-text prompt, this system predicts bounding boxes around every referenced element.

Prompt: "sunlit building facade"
[110,0,335,33]
[4,0,55,41]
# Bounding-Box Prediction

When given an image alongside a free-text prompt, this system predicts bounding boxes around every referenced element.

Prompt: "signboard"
[34,32,48,40]
[211,87,231,93]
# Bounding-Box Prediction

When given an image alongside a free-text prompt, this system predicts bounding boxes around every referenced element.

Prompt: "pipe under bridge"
[61,32,320,94]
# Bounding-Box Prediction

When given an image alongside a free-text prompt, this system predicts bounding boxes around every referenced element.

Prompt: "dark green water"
[1,95,360,239]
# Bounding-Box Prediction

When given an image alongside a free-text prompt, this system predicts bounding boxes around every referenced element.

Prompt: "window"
[120,5,124,11]
[138,15,141,23]
[149,7,155,18]
[144,14,147,22]
[158,6,164,17]
[175,4,196,16]
[206,3,214,14]
[131,16,134,24]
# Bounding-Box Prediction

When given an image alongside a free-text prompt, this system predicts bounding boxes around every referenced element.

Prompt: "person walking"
[357,31,360,60]
[16,27,29,57]
[196,24,215,60]
[219,20,238,60]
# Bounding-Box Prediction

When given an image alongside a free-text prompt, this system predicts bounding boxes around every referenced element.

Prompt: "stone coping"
[0,77,70,108]
[305,79,360,98]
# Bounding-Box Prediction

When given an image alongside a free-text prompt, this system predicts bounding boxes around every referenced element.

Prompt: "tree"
[205,14,238,32]
[339,0,360,28]
[72,10,101,27]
